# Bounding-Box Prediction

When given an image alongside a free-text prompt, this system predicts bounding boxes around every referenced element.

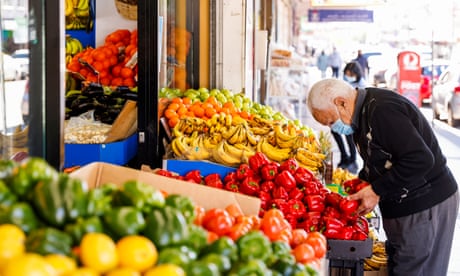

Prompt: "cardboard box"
[364,267,388,276]
[163,159,236,179]
[64,134,138,168]
[70,162,260,215]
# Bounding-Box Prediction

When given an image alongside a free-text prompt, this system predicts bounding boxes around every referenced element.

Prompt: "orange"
[164,109,178,119]
[64,267,100,276]
[177,105,188,116]
[116,235,158,272]
[44,254,77,275]
[204,107,216,118]
[171,97,183,104]
[112,65,123,77]
[168,116,180,128]
[0,224,25,270]
[167,102,180,112]
[105,267,140,276]
[193,106,205,118]
[79,233,118,274]
[182,97,192,105]
[143,264,185,276]
[120,67,134,79]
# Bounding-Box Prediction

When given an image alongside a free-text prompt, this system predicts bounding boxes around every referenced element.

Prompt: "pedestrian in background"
[328,47,342,78]
[316,50,329,78]
[307,78,459,276]
[354,50,369,79]
[331,61,366,173]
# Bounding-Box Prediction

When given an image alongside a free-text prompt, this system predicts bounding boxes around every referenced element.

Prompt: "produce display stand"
[327,238,373,276]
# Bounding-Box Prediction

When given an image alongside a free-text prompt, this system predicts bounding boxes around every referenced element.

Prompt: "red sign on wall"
[397,51,421,107]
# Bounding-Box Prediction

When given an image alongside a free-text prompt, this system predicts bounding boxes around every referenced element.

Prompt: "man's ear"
[333,97,346,107]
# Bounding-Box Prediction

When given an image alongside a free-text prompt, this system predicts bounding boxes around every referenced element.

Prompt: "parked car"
[431,64,460,127]
[419,59,449,103]
[11,49,29,79]
[1,53,22,81]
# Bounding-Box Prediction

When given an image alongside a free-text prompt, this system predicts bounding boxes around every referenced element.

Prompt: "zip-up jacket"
[352,87,457,218]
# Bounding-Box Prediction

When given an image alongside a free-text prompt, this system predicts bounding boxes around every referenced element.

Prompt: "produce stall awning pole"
[138,0,161,168]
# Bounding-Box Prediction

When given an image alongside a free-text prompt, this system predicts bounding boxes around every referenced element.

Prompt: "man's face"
[311,107,339,127]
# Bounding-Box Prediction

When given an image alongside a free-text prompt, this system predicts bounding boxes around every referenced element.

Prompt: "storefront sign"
[397,51,421,107]
[308,9,373,23]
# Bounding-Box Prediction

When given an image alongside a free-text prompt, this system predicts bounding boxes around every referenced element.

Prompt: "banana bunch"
[65,0,92,30]
[211,140,255,167]
[0,126,29,159]
[332,167,357,185]
[170,131,212,161]
[364,241,388,271]
[294,147,326,173]
[173,117,208,135]
[256,138,292,163]
[65,35,83,64]
[222,124,259,146]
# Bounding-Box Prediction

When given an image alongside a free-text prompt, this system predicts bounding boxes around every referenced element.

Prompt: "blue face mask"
[331,118,354,135]
[344,75,357,83]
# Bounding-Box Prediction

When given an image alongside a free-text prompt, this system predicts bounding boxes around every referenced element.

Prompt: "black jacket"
[352,87,457,218]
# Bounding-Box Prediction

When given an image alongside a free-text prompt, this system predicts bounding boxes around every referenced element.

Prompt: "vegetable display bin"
[64,133,138,168]
[327,238,373,276]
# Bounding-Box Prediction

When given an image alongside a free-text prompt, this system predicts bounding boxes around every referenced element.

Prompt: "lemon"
[79,233,118,274]
[105,267,141,276]
[2,253,55,276]
[63,267,100,276]
[116,235,158,272]
[0,224,26,270]
[143,264,186,276]
[44,254,77,275]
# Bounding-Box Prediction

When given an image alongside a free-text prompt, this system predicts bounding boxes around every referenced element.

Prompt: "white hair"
[307,78,355,111]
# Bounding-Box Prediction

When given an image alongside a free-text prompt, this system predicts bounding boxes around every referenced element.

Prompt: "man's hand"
[346,185,380,216]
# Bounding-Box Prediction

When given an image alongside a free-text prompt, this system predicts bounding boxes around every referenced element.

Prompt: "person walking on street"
[316,50,329,78]
[354,50,369,79]
[328,47,342,78]
[331,61,366,173]
[307,78,459,276]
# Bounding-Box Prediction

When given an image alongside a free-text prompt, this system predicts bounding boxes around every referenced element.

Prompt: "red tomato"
[306,232,327,259]
[263,208,285,220]
[273,228,293,244]
[291,228,309,248]
[193,205,205,226]
[202,209,234,236]
[260,215,285,241]
[292,243,316,264]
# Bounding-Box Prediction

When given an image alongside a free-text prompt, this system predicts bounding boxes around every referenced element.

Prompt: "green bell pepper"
[236,230,273,262]
[267,241,296,266]
[0,202,39,234]
[199,253,232,274]
[112,180,165,212]
[165,194,196,224]
[59,174,88,221]
[156,247,192,267]
[86,184,115,216]
[64,216,104,245]
[143,206,189,249]
[183,224,208,252]
[0,159,16,182]
[32,176,66,227]
[0,180,17,209]
[26,227,73,256]
[102,206,146,240]
[10,157,58,199]
[228,259,270,276]
[185,260,221,276]
[200,236,238,263]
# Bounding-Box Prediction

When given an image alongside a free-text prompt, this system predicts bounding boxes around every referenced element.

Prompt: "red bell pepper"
[342,178,363,194]
[289,187,304,201]
[155,169,173,177]
[184,169,202,184]
[324,216,345,231]
[259,190,272,210]
[304,194,325,212]
[248,152,270,173]
[236,163,254,180]
[224,171,238,183]
[323,228,341,239]
[275,170,296,192]
[239,175,260,196]
[279,158,298,175]
[353,216,369,234]
[224,180,240,193]
[204,173,223,189]
[355,182,371,193]
[324,192,343,208]
[303,182,320,195]
[272,186,289,200]
[299,219,319,233]
[352,230,368,241]
[337,226,354,240]
[287,199,306,218]
[284,213,298,229]
[271,198,289,215]
[260,180,275,193]
[260,163,278,181]
[294,166,314,184]
[323,206,342,219]
[339,199,359,216]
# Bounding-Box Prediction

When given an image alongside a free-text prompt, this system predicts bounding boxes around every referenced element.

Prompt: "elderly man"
[307,78,458,276]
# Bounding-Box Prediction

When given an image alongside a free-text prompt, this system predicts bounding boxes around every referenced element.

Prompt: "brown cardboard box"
[364,267,388,276]
[70,162,261,215]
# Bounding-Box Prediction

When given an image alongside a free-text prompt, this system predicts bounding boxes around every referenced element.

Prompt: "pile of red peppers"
[155,152,371,241]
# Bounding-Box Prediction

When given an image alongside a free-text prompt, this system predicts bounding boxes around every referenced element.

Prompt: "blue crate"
[64,134,138,168]
[162,159,237,179]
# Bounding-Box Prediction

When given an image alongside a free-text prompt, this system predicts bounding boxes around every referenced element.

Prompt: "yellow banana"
[222,125,239,140]
[294,150,323,168]
[274,124,296,142]
[77,0,89,11]
[184,135,211,160]
[65,0,74,16]
[227,126,244,145]
[245,129,259,146]
[225,114,232,127]
[203,136,217,151]
[259,138,292,163]
[250,126,271,135]
[222,140,244,160]
[171,137,187,157]
[212,141,241,167]
[296,148,326,163]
